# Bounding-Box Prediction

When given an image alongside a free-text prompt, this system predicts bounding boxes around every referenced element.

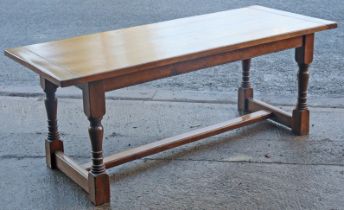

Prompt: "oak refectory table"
[4,6,337,205]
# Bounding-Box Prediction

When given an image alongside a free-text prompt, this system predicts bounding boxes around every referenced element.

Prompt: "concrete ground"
[0,0,343,209]
[0,93,343,210]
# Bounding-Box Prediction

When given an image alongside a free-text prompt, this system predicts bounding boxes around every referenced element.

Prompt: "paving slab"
[0,96,343,209]
[1,158,344,210]
[1,86,344,108]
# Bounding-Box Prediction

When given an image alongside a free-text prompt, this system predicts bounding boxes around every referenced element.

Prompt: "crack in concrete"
[0,154,89,159]
[0,92,44,97]
[1,92,344,109]
[1,131,342,144]
[1,154,343,168]
[143,157,344,167]
[0,155,45,159]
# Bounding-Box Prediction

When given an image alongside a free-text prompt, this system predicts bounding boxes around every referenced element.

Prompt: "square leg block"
[292,109,310,135]
[238,87,253,114]
[88,172,110,205]
[45,139,64,169]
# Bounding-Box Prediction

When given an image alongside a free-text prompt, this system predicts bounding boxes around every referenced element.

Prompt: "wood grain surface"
[4,5,336,87]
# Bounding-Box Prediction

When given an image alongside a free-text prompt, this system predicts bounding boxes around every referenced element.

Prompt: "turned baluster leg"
[292,34,314,135]
[40,78,64,169]
[82,81,110,205]
[238,59,253,114]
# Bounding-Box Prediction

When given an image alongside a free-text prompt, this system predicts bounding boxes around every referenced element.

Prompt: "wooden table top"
[5,5,336,87]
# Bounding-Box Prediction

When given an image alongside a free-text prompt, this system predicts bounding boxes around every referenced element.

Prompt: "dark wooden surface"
[292,34,314,135]
[41,78,64,169]
[238,59,253,113]
[102,36,303,91]
[82,82,110,205]
[247,99,292,127]
[82,110,272,170]
[55,151,89,192]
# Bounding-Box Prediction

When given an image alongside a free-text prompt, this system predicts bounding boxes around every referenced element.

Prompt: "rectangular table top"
[5,5,336,87]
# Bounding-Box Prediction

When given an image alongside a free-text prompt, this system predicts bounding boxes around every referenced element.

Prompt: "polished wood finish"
[247,99,292,127]
[4,6,337,206]
[55,151,89,192]
[82,110,272,170]
[238,59,253,114]
[292,34,314,135]
[4,6,336,87]
[41,78,64,169]
[102,37,302,91]
[82,82,110,205]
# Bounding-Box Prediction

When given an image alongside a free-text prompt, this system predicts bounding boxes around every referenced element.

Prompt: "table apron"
[102,36,302,92]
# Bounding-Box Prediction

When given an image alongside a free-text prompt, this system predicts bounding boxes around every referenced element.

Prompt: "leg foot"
[88,173,110,205]
[292,109,309,135]
[45,139,64,169]
[238,87,253,114]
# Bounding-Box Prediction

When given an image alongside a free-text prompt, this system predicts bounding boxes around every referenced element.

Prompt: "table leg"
[238,59,253,114]
[41,78,64,169]
[82,81,110,205]
[292,34,314,135]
